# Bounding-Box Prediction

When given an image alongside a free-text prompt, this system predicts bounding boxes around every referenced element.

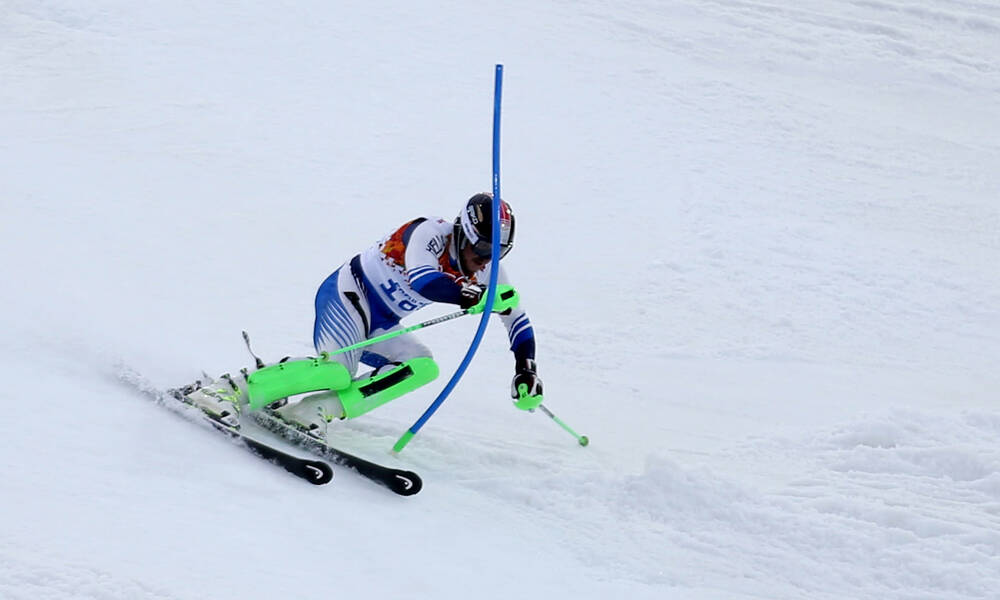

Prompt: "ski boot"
[176,373,246,428]
[272,391,345,440]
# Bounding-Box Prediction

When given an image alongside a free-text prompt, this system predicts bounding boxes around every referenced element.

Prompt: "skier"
[183,193,544,437]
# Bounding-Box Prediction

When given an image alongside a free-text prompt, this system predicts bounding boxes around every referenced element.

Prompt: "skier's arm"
[401,219,504,309]
[507,311,541,410]
[402,220,467,305]
[493,266,535,360]
[410,273,465,305]
[494,268,542,410]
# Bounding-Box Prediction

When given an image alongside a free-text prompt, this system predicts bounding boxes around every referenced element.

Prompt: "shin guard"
[247,357,352,411]
[339,357,439,419]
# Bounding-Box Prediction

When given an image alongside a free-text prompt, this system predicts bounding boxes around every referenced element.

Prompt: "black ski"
[116,368,332,486]
[250,411,422,496]
[197,409,333,486]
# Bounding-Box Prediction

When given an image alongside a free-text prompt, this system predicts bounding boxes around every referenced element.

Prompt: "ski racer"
[182,193,543,437]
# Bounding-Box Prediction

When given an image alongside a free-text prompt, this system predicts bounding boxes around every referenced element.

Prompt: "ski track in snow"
[2,0,999,598]
[387,410,1000,598]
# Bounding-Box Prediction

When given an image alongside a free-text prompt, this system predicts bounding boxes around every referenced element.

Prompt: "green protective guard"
[514,383,543,411]
[246,357,352,411]
[339,357,439,419]
[468,284,520,315]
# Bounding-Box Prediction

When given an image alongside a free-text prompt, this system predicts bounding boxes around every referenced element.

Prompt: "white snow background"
[2,1,999,599]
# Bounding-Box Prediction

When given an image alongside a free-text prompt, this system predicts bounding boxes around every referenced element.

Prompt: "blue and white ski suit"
[313,216,536,376]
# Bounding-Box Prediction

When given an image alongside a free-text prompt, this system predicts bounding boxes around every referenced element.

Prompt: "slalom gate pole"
[537,404,590,446]
[393,64,505,453]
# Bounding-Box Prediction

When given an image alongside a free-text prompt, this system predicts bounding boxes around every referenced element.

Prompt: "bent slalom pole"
[394,64,506,454]
[537,403,589,446]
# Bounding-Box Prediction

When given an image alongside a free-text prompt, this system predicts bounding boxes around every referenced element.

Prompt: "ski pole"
[243,310,473,366]
[327,309,472,356]
[242,330,266,369]
[322,286,517,360]
[537,403,589,446]
[247,286,518,365]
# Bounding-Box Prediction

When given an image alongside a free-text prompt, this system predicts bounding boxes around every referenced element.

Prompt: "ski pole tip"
[579,435,589,447]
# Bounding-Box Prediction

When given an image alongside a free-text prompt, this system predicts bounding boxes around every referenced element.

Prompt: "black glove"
[458,282,485,310]
[511,358,543,410]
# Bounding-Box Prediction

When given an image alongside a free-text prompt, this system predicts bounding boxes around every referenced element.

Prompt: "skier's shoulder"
[412,215,452,234]
[384,215,449,239]
[403,216,452,253]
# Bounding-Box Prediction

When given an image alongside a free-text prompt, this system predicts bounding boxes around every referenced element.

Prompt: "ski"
[190,403,334,486]
[116,368,332,486]
[249,410,422,496]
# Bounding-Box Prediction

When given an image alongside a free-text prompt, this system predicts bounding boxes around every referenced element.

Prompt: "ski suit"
[313,216,536,376]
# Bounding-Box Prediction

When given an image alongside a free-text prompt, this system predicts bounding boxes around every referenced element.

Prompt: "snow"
[2,1,998,598]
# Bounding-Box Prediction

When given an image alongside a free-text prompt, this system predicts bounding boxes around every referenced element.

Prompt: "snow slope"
[1,1,998,598]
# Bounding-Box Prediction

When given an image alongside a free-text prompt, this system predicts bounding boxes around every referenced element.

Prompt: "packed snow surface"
[2,1,998,599]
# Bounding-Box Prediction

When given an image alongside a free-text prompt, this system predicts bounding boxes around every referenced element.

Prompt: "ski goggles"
[459,208,514,260]
[468,223,513,259]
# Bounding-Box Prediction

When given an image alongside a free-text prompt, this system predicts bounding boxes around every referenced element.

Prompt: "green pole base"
[393,430,416,453]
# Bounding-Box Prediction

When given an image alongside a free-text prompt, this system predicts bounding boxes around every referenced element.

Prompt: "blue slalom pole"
[394,65,504,453]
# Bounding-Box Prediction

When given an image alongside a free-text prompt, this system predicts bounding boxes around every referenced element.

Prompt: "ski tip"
[304,460,334,485]
[390,471,422,496]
